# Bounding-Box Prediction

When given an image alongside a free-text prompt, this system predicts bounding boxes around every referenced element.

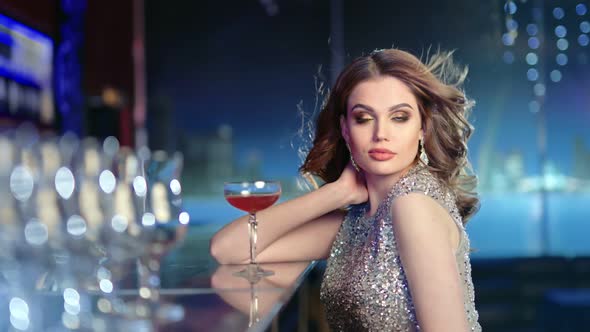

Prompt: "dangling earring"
[345,142,360,172]
[419,139,429,165]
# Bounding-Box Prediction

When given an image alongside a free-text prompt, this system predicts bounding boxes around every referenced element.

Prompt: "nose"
[373,119,388,142]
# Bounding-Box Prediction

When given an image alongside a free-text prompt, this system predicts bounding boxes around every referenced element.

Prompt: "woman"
[210,48,481,331]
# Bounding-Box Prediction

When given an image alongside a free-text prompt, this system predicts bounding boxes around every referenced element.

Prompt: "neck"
[363,161,418,217]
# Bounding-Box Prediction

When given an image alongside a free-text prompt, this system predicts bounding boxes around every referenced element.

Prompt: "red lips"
[368,148,396,161]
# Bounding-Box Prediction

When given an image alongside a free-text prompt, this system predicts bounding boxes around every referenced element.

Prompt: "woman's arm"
[390,193,468,332]
[210,164,368,264]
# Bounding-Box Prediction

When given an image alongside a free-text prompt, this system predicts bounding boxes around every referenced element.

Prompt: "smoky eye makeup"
[353,113,372,124]
[391,111,410,121]
[350,109,373,122]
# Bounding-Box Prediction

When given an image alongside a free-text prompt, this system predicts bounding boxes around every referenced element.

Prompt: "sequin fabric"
[320,163,481,331]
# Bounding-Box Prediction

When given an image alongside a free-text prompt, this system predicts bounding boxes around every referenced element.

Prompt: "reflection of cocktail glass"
[224,181,281,280]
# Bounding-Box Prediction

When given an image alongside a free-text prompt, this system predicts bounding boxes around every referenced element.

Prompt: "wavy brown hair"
[299,48,480,222]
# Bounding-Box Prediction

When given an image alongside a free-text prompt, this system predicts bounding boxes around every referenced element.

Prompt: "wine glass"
[224,181,281,280]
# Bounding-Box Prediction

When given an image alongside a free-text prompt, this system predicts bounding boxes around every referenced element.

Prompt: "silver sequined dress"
[320,163,481,331]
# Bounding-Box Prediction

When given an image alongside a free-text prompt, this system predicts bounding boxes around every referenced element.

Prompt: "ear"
[340,115,350,143]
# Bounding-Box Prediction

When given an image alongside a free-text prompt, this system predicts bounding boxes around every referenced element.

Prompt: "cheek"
[400,129,420,151]
[348,126,369,143]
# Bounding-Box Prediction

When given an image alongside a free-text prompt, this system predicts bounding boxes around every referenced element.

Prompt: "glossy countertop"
[0,223,316,332]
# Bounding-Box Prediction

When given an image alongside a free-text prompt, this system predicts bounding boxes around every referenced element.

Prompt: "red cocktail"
[225,193,280,213]
[223,181,281,281]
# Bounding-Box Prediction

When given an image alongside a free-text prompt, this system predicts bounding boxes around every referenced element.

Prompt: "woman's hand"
[333,162,368,205]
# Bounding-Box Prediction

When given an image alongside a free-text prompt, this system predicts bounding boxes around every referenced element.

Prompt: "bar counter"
[1,223,317,332]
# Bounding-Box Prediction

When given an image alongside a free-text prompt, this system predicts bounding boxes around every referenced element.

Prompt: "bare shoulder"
[390,193,458,253]
[389,193,468,330]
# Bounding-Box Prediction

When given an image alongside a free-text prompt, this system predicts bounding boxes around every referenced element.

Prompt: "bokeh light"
[555,25,567,38]
[67,215,87,236]
[503,50,515,63]
[179,211,190,224]
[526,52,538,65]
[10,166,34,202]
[526,23,538,36]
[502,33,516,46]
[55,167,75,199]
[580,21,590,33]
[556,38,569,50]
[99,279,114,293]
[142,212,156,226]
[550,69,562,82]
[576,3,588,16]
[527,68,539,81]
[528,37,540,49]
[133,176,147,197]
[24,219,48,245]
[102,136,120,156]
[504,1,517,14]
[528,100,541,113]
[534,83,546,97]
[506,18,518,31]
[170,179,182,195]
[111,214,129,232]
[579,34,589,46]
[99,170,116,194]
[553,7,565,20]
[556,53,568,66]
[9,297,30,331]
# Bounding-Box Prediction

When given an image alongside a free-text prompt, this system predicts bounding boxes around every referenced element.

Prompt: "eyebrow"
[350,103,414,113]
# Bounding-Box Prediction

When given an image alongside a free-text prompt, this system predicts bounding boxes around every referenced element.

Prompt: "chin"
[361,160,414,177]
[362,165,405,177]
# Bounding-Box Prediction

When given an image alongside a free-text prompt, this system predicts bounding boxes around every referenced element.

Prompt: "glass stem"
[248,213,258,264]
[249,284,259,327]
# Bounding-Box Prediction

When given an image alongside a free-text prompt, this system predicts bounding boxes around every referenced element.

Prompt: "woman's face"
[341,75,422,178]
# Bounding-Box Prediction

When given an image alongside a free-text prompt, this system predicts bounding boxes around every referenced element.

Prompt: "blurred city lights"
[527,23,538,36]
[581,21,590,33]
[503,50,515,63]
[505,1,517,14]
[553,7,565,20]
[528,36,540,49]
[534,83,546,97]
[555,25,567,38]
[556,38,569,50]
[506,18,518,31]
[550,69,562,82]
[576,4,588,16]
[556,53,568,65]
[526,52,539,65]
[503,32,516,46]
[527,68,539,81]
[579,34,590,46]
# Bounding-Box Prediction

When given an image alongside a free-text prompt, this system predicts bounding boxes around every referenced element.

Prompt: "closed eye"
[392,115,409,122]
[355,116,373,124]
